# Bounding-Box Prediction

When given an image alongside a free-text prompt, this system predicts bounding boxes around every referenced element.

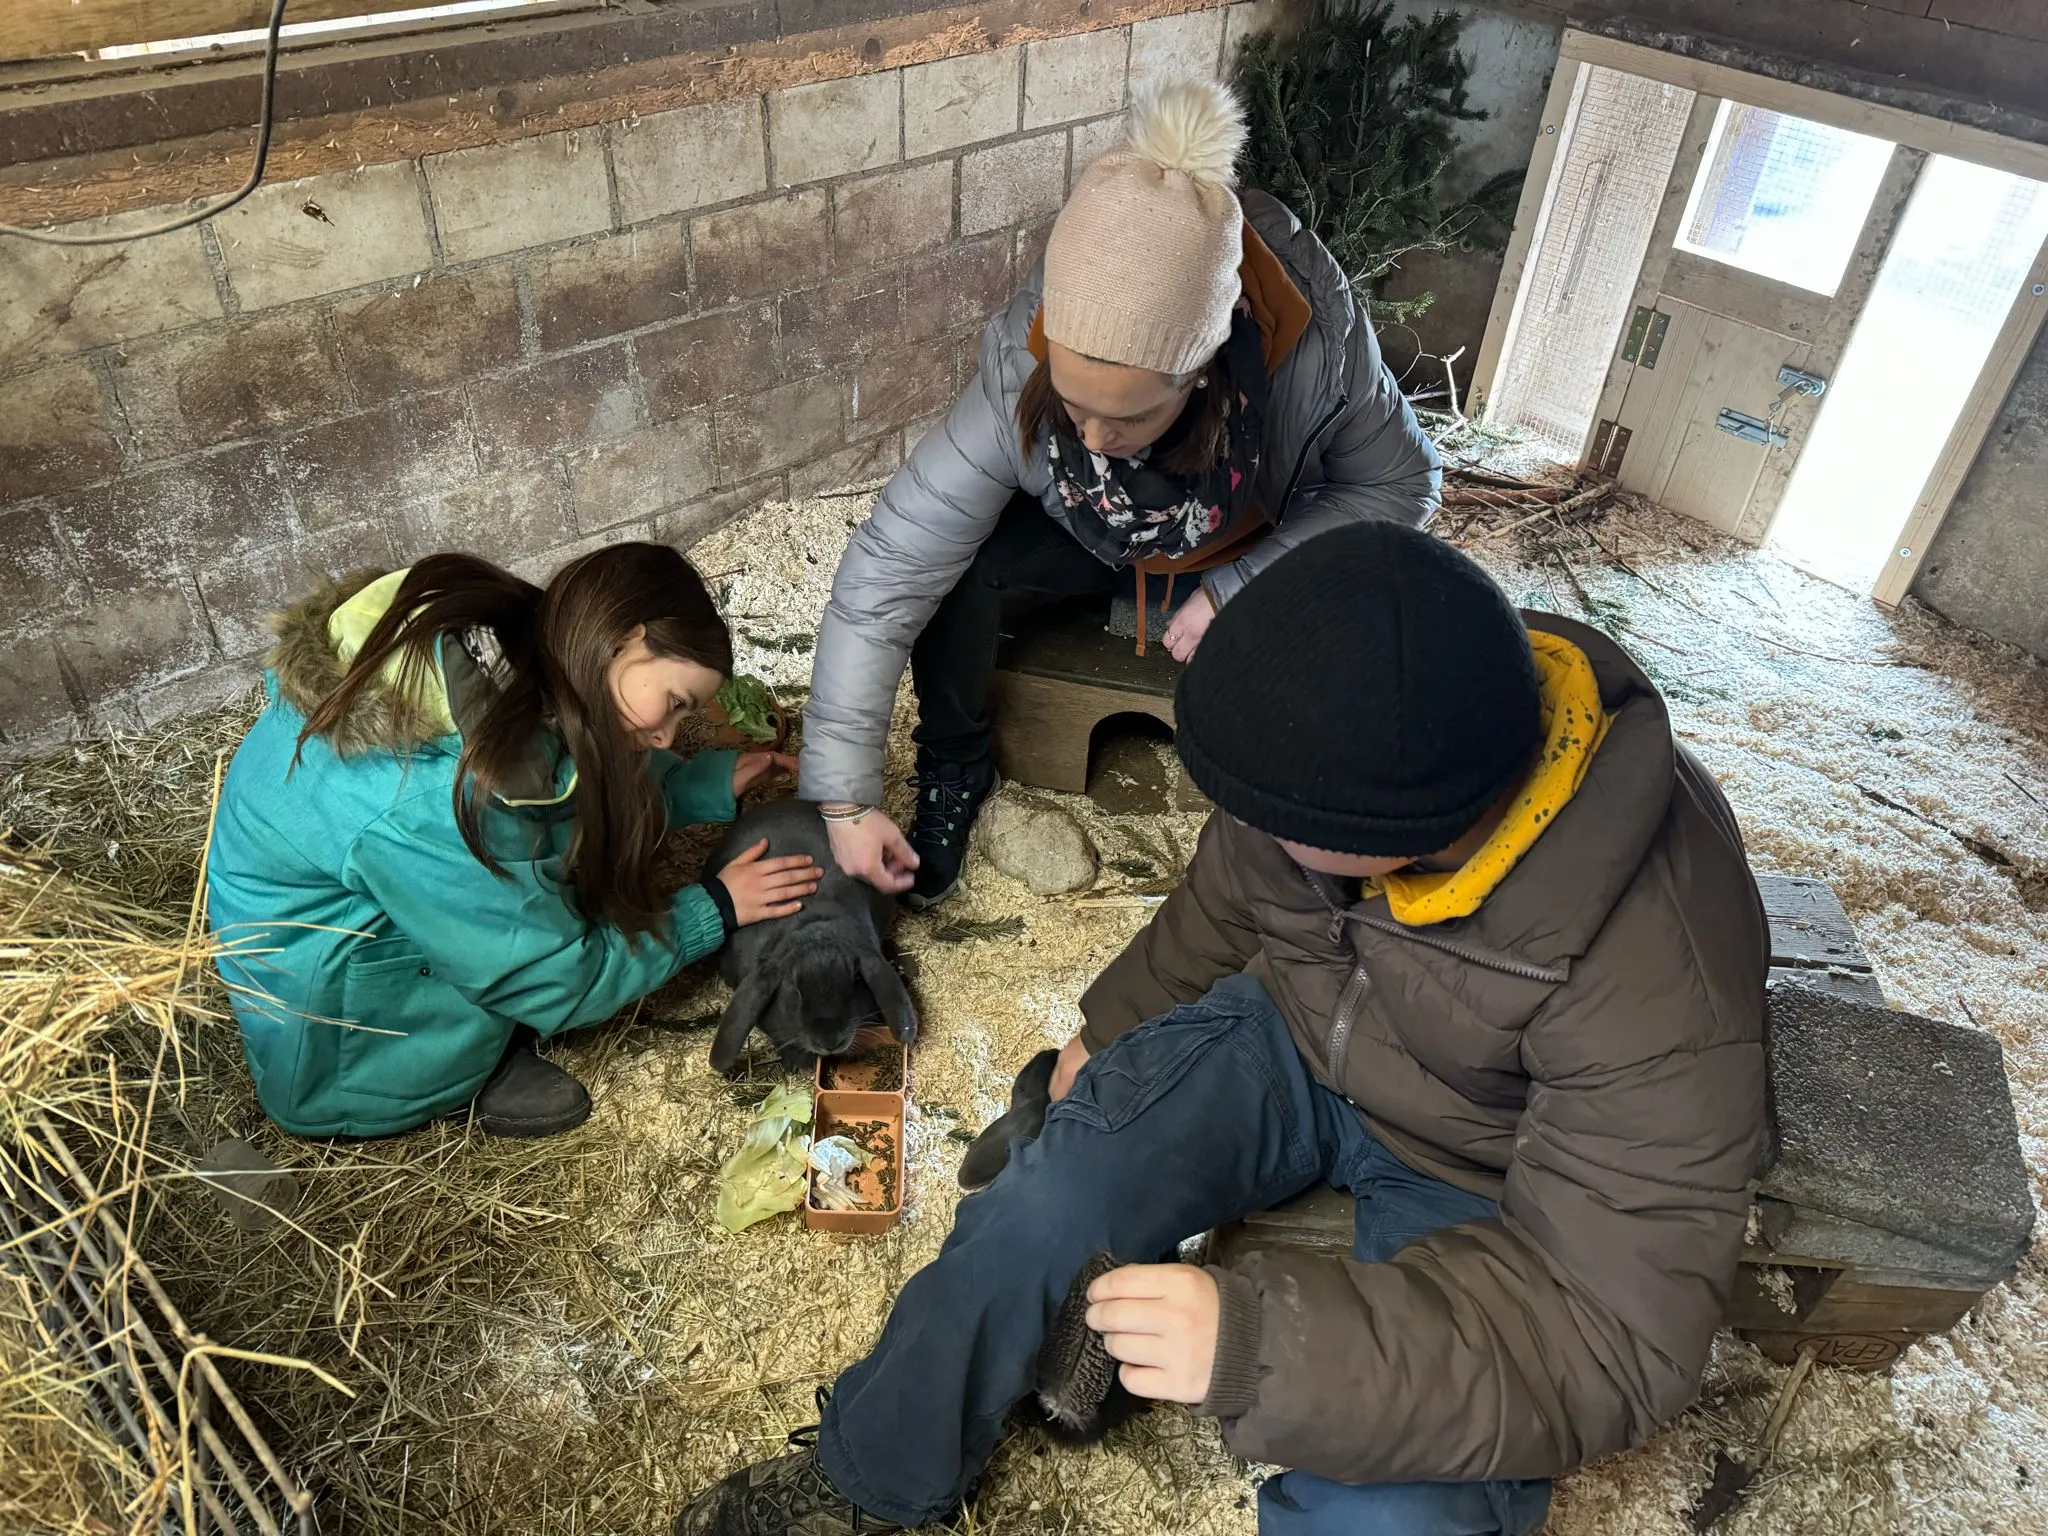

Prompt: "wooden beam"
[0,0,473,63]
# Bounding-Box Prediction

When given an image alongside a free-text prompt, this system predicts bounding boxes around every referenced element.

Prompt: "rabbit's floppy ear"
[710,972,774,1075]
[860,954,919,1046]
[766,977,806,1045]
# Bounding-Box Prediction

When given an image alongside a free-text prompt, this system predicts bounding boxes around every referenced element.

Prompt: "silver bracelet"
[818,803,875,824]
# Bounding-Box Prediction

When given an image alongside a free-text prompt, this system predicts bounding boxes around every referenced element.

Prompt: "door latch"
[1776,365,1828,398]
[1716,409,1790,449]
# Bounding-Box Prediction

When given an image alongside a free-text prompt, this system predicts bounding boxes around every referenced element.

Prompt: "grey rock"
[195,1139,300,1233]
[1761,987,2033,1280]
[973,792,1098,894]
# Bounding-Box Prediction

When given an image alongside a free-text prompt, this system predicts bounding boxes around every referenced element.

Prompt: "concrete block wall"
[0,3,1273,754]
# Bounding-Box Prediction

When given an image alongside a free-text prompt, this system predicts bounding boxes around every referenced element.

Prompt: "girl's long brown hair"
[299,543,734,937]
[1015,353,1229,474]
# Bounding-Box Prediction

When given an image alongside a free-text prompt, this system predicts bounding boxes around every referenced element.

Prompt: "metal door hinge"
[1590,418,1632,475]
[1717,408,1790,449]
[1622,306,1670,368]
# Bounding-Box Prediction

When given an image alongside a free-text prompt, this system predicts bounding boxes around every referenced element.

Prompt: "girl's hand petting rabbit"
[716,838,820,925]
[733,751,799,797]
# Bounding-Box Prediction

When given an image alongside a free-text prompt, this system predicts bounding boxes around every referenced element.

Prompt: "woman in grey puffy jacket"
[799,80,1442,905]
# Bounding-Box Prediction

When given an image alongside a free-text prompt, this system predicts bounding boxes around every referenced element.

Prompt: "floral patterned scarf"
[1048,306,1270,567]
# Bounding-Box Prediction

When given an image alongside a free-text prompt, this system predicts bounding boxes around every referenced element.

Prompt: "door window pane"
[1677,101,1895,295]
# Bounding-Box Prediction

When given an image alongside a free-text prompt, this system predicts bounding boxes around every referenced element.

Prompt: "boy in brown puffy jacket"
[675,520,1769,1536]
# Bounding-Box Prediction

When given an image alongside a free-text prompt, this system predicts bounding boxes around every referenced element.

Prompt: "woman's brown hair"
[1014,352,1229,475]
[299,543,734,937]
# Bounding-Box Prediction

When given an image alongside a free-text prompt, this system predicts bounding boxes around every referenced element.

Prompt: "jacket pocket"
[335,941,495,1105]
[1052,997,1245,1134]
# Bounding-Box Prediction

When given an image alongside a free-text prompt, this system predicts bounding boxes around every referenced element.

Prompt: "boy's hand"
[1048,1035,1090,1100]
[1085,1263,1219,1404]
[733,752,798,797]
[716,838,821,925]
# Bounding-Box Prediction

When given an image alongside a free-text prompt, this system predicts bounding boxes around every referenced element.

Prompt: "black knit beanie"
[1175,520,1542,856]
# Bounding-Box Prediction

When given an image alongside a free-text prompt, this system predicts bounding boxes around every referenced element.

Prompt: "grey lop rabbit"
[709,799,917,1074]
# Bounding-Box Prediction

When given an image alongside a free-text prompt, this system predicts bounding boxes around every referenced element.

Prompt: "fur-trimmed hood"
[267,569,457,756]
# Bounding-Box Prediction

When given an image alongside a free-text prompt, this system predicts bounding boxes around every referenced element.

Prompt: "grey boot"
[956,1048,1058,1191]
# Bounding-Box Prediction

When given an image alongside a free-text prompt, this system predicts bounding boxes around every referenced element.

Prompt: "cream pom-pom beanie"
[1041,79,1248,378]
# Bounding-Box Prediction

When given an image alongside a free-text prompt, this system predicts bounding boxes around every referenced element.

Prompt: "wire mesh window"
[1676,101,1895,296]
[1486,65,1696,462]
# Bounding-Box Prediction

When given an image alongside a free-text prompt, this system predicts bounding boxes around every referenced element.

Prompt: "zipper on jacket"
[1343,909,1570,985]
[1326,960,1371,1080]
[1273,395,1349,523]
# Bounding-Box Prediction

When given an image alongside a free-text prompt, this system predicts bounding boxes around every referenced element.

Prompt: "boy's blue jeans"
[818,974,1552,1534]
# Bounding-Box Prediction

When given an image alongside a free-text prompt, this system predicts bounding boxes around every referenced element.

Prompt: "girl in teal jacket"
[207,543,819,1140]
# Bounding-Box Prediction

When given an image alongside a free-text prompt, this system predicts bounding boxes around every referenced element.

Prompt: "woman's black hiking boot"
[905,755,998,909]
[470,1029,590,1138]
[672,1390,904,1535]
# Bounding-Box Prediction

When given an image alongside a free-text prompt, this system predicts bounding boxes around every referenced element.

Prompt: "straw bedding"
[4,473,2046,1534]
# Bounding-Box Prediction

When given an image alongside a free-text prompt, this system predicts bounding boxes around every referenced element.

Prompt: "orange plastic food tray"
[806,1027,908,1235]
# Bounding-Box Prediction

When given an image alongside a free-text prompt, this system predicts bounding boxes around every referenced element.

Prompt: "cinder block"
[0,634,77,749]
[195,519,399,660]
[611,98,767,223]
[52,443,292,597]
[649,479,784,550]
[904,49,1023,157]
[53,584,215,705]
[779,272,902,378]
[788,432,901,498]
[715,374,842,480]
[851,341,955,434]
[133,664,266,730]
[403,463,575,564]
[112,313,346,458]
[1129,8,1227,97]
[691,190,829,305]
[468,343,642,470]
[638,303,779,418]
[1015,215,1057,279]
[529,224,690,351]
[566,415,719,532]
[901,235,1013,342]
[276,392,476,533]
[833,161,953,269]
[770,71,901,186]
[961,134,1067,237]
[0,362,121,500]
[332,268,522,404]
[427,130,612,264]
[213,161,432,310]
[1070,115,1127,187]
[0,210,219,367]
[0,505,88,620]
[1023,28,1129,130]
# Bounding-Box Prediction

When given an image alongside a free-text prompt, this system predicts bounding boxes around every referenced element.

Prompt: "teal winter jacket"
[207,570,736,1138]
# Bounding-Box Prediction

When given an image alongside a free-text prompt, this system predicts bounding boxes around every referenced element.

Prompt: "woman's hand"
[823,811,919,895]
[716,838,821,925]
[1086,1263,1220,1404]
[1161,589,1217,662]
[732,751,798,797]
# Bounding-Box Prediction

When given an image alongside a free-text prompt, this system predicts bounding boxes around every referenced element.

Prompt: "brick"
[112,313,346,458]
[715,374,842,480]
[789,431,902,498]
[1023,27,1129,130]
[769,71,900,186]
[196,520,398,660]
[954,329,981,390]
[1015,215,1058,279]
[134,664,266,731]
[530,225,690,352]
[0,634,75,748]
[213,161,432,310]
[961,133,1067,236]
[904,407,951,455]
[566,415,718,533]
[904,48,1023,157]
[649,479,783,550]
[1070,115,1127,187]
[426,130,612,264]
[403,463,575,564]
[52,444,291,597]
[832,161,953,269]
[0,362,121,499]
[277,392,476,533]
[0,506,87,620]
[850,340,956,433]
[1129,8,1227,98]
[778,273,901,379]
[332,268,522,404]
[902,236,1013,342]
[638,303,778,418]
[0,214,219,368]
[468,344,642,470]
[611,98,767,223]
[53,584,214,705]
[691,190,829,305]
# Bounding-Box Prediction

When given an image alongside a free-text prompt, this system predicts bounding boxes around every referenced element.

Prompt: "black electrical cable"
[0,0,289,246]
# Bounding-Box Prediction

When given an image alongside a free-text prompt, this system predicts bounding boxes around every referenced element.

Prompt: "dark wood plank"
[1757,873,1873,972]
[997,604,1183,699]
[1768,965,1886,1007]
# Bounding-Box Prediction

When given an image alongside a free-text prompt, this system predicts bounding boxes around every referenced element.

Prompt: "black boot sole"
[472,1098,592,1138]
